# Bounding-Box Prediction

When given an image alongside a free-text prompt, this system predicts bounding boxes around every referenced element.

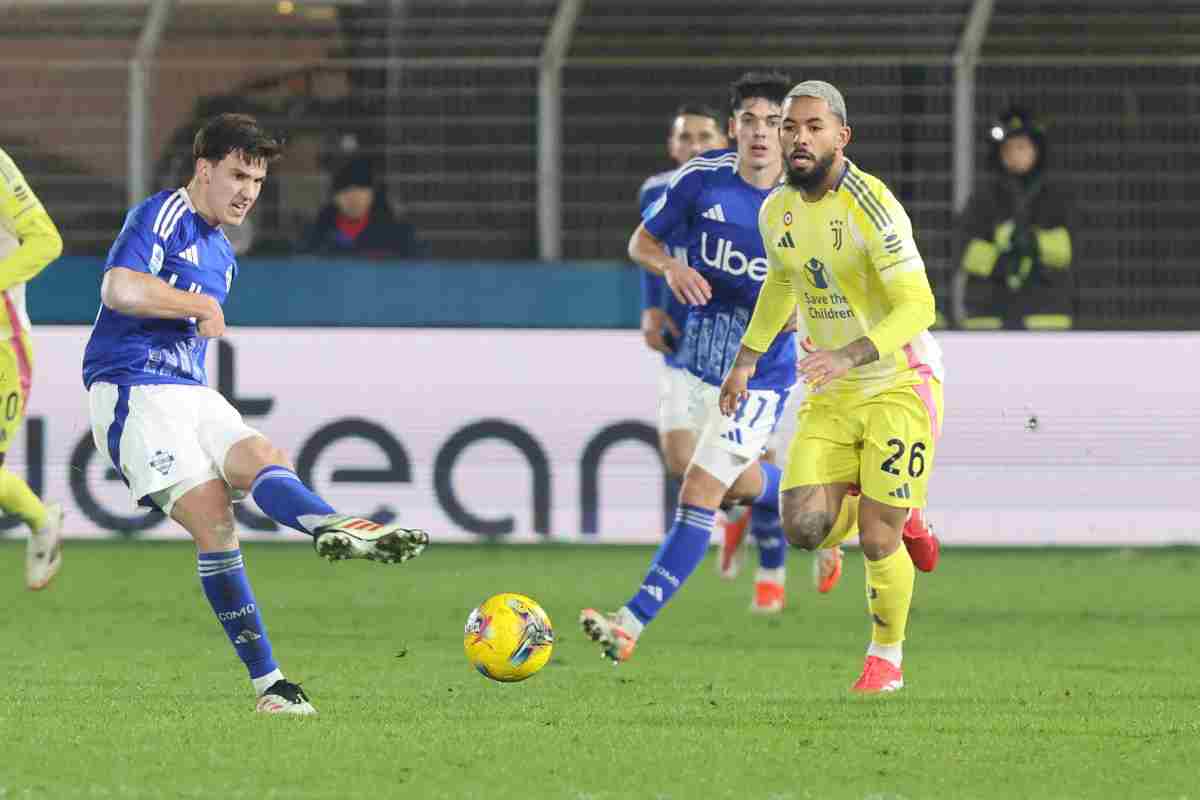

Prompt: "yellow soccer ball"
[464,593,554,683]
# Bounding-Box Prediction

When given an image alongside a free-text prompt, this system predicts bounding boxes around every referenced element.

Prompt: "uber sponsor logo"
[699,232,769,281]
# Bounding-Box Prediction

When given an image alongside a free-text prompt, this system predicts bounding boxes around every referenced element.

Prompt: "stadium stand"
[0,0,1195,325]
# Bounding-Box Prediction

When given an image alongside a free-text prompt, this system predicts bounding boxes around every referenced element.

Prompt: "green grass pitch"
[2,541,1197,799]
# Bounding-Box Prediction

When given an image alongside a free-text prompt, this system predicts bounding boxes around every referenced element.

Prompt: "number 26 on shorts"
[880,438,926,478]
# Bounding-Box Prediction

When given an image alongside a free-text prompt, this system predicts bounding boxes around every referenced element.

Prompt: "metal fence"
[1,0,1196,326]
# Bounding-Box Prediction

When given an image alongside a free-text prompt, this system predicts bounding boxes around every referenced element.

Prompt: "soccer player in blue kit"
[637,104,726,494]
[82,114,429,715]
[582,73,810,660]
[637,104,763,576]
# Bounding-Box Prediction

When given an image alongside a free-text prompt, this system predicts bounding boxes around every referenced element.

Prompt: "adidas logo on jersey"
[177,245,200,266]
[887,483,912,500]
[701,204,726,222]
[776,231,796,249]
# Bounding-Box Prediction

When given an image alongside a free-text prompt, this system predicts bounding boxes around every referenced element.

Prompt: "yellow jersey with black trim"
[745,159,943,398]
[0,147,63,340]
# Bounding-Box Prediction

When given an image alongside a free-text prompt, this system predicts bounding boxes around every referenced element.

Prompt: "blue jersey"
[83,188,237,389]
[642,149,796,390]
[637,169,691,369]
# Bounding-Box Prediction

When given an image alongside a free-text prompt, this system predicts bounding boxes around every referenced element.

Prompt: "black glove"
[1002,225,1039,292]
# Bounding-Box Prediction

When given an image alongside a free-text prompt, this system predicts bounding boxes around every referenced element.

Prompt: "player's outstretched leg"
[227,436,429,565]
[25,501,64,591]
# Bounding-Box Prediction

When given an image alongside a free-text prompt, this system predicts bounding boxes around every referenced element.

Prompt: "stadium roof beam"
[129,0,175,209]
[538,0,583,262]
[952,0,993,217]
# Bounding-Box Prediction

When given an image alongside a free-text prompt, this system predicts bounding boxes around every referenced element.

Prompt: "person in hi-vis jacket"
[952,107,1075,330]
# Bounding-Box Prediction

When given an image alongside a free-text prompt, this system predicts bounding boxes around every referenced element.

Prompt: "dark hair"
[728,71,792,117]
[671,103,723,132]
[192,113,283,167]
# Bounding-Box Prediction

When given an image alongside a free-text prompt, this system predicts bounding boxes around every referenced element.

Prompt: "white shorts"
[682,371,791,487]
[656,364,694,434]
[89,382,260,515]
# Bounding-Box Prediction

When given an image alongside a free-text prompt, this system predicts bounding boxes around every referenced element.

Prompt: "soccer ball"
[463,593,554,683]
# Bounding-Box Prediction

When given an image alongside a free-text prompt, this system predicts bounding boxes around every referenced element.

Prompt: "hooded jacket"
[954,109,1075,330]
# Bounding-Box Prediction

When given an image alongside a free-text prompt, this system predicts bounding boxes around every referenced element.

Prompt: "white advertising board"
[6,327,1199,546]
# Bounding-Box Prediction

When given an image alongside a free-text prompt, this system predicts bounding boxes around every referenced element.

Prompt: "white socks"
[616,606,645,639]
[252,668,285,696]
[867,642,903,668]
[755,566,785,586]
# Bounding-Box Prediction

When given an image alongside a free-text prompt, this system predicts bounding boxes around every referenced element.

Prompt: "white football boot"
[25,502,64,591]
[312,515,429,564]
[255,679,317,715]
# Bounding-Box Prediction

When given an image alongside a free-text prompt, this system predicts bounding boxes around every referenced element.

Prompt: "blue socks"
[198,549,278,683]
[752,461,782,516]
[627,504,716,625]
[751,462,786,573]
[751,512,787,570]
[250,466,336,535]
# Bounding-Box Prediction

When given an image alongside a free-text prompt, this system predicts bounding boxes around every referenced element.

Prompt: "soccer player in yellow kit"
[719,81,943,693]
[0,147,65,590]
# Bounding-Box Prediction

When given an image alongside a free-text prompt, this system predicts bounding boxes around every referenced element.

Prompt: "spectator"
[952,107,1075,330]
[300,157,423,258]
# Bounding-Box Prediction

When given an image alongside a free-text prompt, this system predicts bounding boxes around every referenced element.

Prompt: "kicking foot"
[812,546,843,594]
[750,580,785,614]
[902,508,940,573]
[717,509,751,580]
[313,515,429,564]
[26,503,64,591]
[255,679,317,715]
[850,655,904,694]
[579,608,637,665]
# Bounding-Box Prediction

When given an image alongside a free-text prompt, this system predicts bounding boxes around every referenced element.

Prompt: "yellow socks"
[0,468,47,531]
[818,493,860,550]
[865,544,915,651]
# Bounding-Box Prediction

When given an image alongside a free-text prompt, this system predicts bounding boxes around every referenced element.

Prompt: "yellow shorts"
[782,377,944,508]
[0,334,33,456]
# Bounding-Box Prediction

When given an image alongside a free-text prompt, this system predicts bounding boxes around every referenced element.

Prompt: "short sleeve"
[642,160,705,241]
[105,200,170,276]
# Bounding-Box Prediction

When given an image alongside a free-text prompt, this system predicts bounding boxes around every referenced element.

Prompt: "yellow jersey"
[744,160,943,398]
[0,147,63,340]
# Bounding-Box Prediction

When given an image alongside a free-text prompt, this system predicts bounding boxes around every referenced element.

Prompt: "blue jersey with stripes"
[637,168,691,369]
[642,148,796,390]
[83,188,237,389]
